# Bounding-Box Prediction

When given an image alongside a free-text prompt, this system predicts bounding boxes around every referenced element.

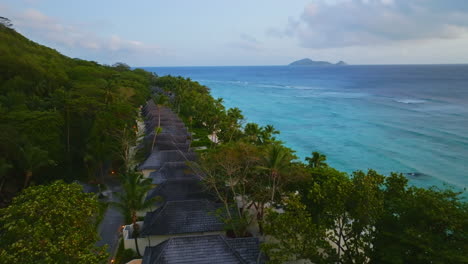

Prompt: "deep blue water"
[142,65,468,191]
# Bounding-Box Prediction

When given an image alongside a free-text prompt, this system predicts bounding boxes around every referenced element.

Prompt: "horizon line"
[135,63,468,68]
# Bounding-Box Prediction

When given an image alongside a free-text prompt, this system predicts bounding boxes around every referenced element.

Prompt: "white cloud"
[7,8,166,65]
[268,0,468,49]
[229,33,264,52]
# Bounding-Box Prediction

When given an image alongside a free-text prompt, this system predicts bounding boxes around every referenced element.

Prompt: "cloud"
[240,33,259,43]
[7,8,166,65]
[268,0,468,48]
[229,33,264,52]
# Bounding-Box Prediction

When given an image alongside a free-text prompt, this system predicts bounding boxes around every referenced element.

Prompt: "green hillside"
[0,24,154,205]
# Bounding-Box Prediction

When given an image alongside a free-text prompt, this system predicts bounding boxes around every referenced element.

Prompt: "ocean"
[142,65,468,191]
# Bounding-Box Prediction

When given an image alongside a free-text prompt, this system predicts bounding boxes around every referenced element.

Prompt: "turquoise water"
[143,65,468,191]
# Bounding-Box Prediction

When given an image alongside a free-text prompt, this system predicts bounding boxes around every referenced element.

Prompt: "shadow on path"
[96,175,124,258]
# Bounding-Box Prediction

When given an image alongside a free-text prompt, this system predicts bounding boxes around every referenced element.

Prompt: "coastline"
[146,65,468,193]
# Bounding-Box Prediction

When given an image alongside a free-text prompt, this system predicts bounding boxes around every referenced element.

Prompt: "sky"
[1,0,468,66]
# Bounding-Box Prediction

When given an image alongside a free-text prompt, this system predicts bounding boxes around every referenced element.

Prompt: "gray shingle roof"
[140,200,224,236]
[140,150,196,170]
[149,163,200,184]
[142,235,263,264]
[225,237,264,264]
[146,179,212,203]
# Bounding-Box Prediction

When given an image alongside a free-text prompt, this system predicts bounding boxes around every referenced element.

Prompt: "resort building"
[124,200,225,254]
[142,235,264,264]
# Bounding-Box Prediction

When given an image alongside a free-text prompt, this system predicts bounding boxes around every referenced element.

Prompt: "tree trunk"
[151,106,161,152]
[0,176,6,194]
[270,171,277,202]
[158,105,161,129]
[24,170,32,189]
[132,212,141,256]
[66,106,70,154]
[257,203,265,235]
[100,162,104,183]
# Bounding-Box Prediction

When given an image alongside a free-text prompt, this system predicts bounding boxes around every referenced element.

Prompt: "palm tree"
[151,126,163,151]
[151,95,167,151]
[255,144,293,234]
[261,125,279,144]
[258,144,293,202]
[244,123,261,144]
[305,151,328,168]
[113,171,159,256]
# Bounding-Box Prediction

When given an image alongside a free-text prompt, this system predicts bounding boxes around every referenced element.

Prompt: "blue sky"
[2,0,468,66]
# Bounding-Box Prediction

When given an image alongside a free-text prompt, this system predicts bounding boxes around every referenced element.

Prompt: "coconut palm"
[113,171,159,256]
[244,123,262,144]
[305,151,328,168]
[258,144,294,202]
[253,144,294,234]
[151,126,163,151]
[151,95,167,151]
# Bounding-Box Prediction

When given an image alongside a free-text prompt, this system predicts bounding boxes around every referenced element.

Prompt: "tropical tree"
[151,126,163,152]
[0,16,13,28]
[0,26,152,197]
[305,151,328,168]
[0,181,108,263]
[251,144,305,233]
[217,107,244,143]
[263,195,333,264]
[113,171,159,256]
[151,95,167,151]
[244,123,279,145]
[257,144,295,202]
[196,142,260,237]
[20,144,55,188]
[371,173,468,264]
[0,158,12,195]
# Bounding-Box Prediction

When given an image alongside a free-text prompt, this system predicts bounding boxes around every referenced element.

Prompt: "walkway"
[96,175,124,257]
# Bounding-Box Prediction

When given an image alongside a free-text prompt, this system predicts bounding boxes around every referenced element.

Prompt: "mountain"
[0,24,153,201]
[289,58,347,66]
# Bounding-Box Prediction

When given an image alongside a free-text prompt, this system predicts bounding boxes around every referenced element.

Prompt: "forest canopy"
[0,23,154,205]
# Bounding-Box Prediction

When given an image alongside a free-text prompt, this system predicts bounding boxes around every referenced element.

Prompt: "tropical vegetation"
[0,181,108,263]
[112,171,159,256]
[0,21,153,205]
[1,17,467,264]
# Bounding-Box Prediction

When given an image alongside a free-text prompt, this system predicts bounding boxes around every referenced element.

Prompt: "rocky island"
[289,58,348,66]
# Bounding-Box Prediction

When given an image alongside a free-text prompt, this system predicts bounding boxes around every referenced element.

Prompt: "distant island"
[289,58,348,66]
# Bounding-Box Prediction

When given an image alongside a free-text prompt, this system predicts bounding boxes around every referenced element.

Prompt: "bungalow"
[123,200,225,254]
[145,179,212,205]
[139,150,196,178]
[141,235,264,264]
[148,162,199,184]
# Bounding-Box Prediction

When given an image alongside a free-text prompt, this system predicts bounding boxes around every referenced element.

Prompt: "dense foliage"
[0,181,108,263]
[154,76,244,143]
[0,25,153,204]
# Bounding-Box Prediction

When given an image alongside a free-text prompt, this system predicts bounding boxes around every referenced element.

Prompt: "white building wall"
[141,169,155,178]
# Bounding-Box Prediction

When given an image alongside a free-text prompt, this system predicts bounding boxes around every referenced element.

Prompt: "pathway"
[96,175,124,258]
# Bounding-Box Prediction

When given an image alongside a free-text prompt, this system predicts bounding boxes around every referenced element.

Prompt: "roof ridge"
[153,239,170,263]
[219,235,249,264]
[144,202,168,232]
[164,198,209,204]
